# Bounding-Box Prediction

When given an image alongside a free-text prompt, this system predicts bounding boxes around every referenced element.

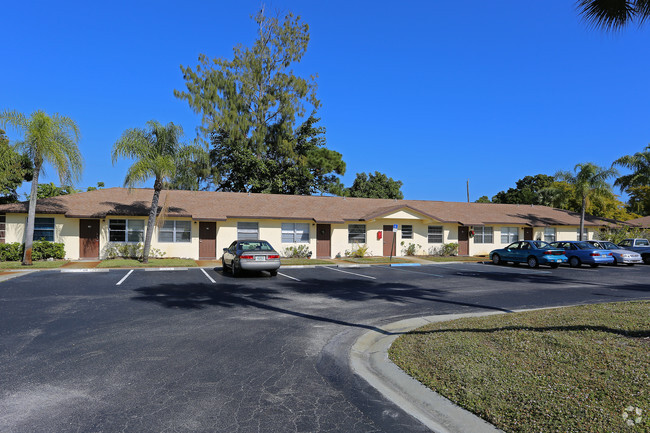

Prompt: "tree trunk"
[579,196,586,241]
[142,178,162,263]
[23,166,41,265]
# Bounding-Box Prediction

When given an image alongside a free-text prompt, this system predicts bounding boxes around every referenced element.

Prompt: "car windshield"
[531,241,552,249]
[239,241,274,252]
[575,242,594,250]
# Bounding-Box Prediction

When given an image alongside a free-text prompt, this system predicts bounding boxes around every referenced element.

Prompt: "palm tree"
[555,163,618,240]
[0,110,82,265]
[612,145,650,190]
[577,0,650,31]
[112,120,205,263]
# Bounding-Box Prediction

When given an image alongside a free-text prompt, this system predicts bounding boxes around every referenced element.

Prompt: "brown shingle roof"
[0,187,619,227]
[627,215,650,228]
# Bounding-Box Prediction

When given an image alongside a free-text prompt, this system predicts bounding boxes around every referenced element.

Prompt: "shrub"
[0,241,65,261]
[103,243,166,260]
[345,244,369,258]
[429,242,458,256]
[595,226,650,244]
[31,241,65,260]
[0,242,23,261]
[282,245,312,258]
[400,241,421,256]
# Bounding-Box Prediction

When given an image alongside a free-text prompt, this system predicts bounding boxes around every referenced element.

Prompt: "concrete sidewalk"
[351,312,506,433]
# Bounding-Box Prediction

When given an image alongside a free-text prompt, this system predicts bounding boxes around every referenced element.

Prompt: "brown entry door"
[523,227,533,240]
[79,219,100,259]
[316,224,331,258]
[383,225,396,256]
[199,222,216,259]
[458,226,469,255]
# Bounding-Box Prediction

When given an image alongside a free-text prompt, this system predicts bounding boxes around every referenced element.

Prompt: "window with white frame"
[158,220,191,243]
[428,226,443,243]
[501,227,519,243]
[348,224,366,243]
[281,223,310,243]
[237,222,259,240]
[33,217,55,242]
[402,225,413,239]
[544,227,556,242]
[1,214,6,243]
[473,226,493,243]
[109,219,144,242]
[577,227,589,240]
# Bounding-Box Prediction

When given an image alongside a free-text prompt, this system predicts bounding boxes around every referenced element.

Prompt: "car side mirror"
[223,248,229,253]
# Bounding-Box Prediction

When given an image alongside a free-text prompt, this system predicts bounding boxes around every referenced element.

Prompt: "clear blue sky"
[3,1,649,202]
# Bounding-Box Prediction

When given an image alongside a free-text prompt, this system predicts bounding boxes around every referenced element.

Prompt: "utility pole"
[466,179,470,203]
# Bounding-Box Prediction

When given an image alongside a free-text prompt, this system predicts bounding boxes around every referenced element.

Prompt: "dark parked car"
[617,238,650,264]
[549,241,614,268]
[221,240,281,277]
[489,240,567,268]
[585,240,643,266]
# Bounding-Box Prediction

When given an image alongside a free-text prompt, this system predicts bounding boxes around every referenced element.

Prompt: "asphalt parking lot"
[1,262,649,432]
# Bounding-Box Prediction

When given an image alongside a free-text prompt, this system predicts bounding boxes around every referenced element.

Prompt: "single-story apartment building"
[627,215,650,229]
[0,188,619,260]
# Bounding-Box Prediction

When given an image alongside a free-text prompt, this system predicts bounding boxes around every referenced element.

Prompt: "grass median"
[97,258,198,268]
[0,260,69,269]
[389,301,649,433]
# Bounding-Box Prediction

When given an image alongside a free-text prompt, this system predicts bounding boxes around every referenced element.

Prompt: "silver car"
[586,240,643,266]
[222,240,281,277]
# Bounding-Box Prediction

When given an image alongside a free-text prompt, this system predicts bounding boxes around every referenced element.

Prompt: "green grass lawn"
[341,256,414,264]
[96,258,198,268]
[281,258,334,265]
[389,301,649,433]
[419,255,485,262]
[0,260,69,269]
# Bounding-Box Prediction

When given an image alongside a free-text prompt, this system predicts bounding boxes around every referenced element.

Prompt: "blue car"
[490,240,567,268]
[549,241,615,268]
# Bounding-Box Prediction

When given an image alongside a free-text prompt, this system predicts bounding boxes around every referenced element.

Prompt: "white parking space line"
[200,268,216,283]
[381,266,443,277]
[116,270,134,286]
[324,266,377,280]
[278,272,301,281]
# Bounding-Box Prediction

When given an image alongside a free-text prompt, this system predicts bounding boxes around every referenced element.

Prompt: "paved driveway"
[1,263,649,432]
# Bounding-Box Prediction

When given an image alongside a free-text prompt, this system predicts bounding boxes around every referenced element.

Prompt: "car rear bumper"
[239,259,281,271]
[586,257,615,264]
[539,256,567,264]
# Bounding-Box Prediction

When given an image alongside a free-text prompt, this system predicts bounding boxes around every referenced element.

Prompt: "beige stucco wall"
[5,213,80,260]
[468,225,595,256]
[1,213,600,260]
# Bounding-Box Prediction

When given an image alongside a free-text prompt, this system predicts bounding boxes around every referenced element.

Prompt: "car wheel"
[527,256,539,268]
[550,263,559,269]
[232,261,240,278]
[590,264,599,268]
[269,270,278,277]
[611,257,617,266]
[643,255,650,265]
[569,256,581,268]
[492,254,501,265]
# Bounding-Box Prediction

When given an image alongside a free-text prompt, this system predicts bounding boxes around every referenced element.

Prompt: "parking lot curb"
[144,267,189,271]
[60,269,110,273]
[337,264,371,268]
[351,312,506,433]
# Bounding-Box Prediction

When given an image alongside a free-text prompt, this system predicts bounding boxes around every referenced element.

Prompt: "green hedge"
[0,241,66,261]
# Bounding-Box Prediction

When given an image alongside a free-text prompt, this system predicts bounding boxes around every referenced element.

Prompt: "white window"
[474,226,493,244]
[428,226,443,243]
[109,219,144,243]
[33,217,55,242]
[0,214,5,243]
[544,227,556,243]
[576,228,589,240]
[158,220,191,243]
[237,222,259,240]
[348,224,366,243]
[402,225,413,239]
[501,227,519,243]
[282,223,310,243]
